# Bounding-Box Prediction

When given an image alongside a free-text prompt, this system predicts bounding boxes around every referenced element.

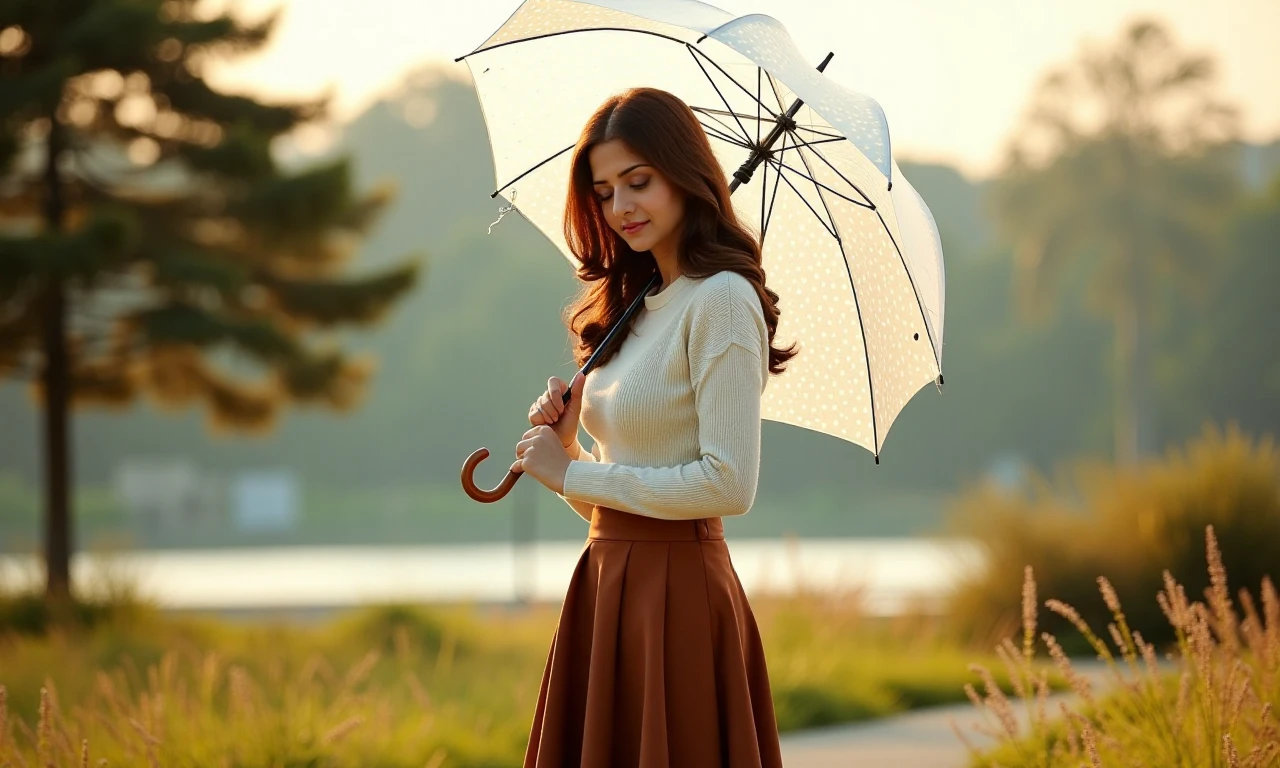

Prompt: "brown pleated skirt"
[523,505,783,768]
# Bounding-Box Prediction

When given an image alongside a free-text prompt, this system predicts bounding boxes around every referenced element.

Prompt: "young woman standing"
[511,86,797,768]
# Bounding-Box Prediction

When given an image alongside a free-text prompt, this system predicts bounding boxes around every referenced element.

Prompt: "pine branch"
[260,261,420,327]
[130,301,300,363]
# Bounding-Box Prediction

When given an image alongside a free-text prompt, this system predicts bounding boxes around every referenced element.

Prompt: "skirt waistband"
[588,506,724,542]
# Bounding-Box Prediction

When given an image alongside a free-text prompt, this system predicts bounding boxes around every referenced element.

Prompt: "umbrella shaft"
[731,51,834,191]
[575,53,834,399]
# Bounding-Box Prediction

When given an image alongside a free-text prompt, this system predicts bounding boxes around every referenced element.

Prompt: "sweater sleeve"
[559,275,768,520]
[557,440,599,522]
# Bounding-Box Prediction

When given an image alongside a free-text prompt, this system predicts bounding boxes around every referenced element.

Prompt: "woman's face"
[588,139,684,258]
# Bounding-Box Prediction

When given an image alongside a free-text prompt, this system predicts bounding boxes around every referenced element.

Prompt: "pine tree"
[0,0,420,604]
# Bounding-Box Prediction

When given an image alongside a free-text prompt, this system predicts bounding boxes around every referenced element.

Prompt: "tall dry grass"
[958,525,1279,767]
[0,604,536,767]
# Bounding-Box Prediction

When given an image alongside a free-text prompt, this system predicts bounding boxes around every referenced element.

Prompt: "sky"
[202,0,1280,179]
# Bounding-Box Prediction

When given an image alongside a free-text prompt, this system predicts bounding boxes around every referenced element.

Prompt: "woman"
[510,86,798,767]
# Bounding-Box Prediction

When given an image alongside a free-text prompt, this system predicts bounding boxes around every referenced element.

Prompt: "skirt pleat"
[523,506,783,768]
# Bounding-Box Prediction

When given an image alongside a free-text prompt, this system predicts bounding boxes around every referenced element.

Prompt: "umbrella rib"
[787,137,882,459]
[747,67,757,147]
[457,27,694,62]
[790,124,847,141]
[693,105,788,126]
[872,207,943,373]
[691,106,748,138]
[686,44,782,121]
[806,145,943,371]
[694,113,753,149]
[765,151,837,240]
[700,121,754,151]
[802,143,877,208]
[491,142,575,198]
[770,155,873,210]
[790,136,848,148]
[686,48,751,143]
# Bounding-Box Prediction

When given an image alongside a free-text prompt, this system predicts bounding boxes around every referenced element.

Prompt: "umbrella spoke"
[491,142,575,198]
[700,121,755,151]
[789,122,847,141]
[686,46,753,144]
[691,105,784,126]
[747,65,757,147]
[790,133,847,147]
[765,136,838,240]
[771,151,873,210]
[686,43,782,121]
[775,123,884,456]
[692,108,844,145]
[795,137,944,377]
[696,112,754,149]
[799,141,877,208]
[873,206,943,371]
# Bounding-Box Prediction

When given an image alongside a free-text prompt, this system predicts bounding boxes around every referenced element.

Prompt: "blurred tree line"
[1,13,1277,552]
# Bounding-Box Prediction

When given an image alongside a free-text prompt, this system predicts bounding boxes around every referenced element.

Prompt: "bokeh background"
[0,1,1278,764]
[2,0,1276,550]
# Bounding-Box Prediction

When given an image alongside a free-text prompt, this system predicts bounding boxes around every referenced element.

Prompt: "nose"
[612,189,634,218]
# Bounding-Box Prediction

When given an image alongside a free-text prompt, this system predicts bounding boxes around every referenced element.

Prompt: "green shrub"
[946,424,1280,650]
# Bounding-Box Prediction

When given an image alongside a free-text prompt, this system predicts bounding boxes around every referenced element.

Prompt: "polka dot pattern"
[464,0,946,456]
[709,14,892,179]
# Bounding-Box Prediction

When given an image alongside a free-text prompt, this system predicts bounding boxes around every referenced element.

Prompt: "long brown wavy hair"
[562,87,798,375]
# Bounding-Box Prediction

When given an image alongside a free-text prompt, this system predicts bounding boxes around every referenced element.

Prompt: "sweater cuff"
[562,459,611,504]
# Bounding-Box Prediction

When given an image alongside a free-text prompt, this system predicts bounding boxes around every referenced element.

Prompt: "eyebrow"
[592,164,651,185]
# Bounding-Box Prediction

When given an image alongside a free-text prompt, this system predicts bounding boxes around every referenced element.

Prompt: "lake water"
[0,537,982,616]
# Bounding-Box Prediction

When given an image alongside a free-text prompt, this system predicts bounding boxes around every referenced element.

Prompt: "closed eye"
[596,180,649,201]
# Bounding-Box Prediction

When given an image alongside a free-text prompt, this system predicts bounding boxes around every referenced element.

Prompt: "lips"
[622,221,648,235]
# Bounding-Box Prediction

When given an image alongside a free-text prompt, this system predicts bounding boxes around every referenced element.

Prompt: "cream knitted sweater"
[557,270,769,522]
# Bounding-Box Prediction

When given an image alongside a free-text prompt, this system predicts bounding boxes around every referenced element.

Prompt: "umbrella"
[457,0,946,503]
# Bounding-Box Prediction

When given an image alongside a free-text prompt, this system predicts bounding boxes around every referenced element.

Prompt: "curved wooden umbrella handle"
[462,273,660,504]
[461,447,522,503]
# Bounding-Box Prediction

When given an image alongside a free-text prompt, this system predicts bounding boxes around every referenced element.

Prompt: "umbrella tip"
[874,454,880,465]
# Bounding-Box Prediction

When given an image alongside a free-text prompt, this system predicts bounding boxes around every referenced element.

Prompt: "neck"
[650,244,681,288]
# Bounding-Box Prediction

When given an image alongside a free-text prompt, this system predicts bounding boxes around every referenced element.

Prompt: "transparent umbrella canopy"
[456,0,946,502]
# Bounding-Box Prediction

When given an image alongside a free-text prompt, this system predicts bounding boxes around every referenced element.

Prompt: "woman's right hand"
[529,371,585,448]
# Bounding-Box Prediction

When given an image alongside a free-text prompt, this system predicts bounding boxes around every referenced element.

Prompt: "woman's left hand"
[511,425,571,495]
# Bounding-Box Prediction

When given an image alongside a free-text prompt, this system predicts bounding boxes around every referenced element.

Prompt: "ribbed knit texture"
[557,270,769,521]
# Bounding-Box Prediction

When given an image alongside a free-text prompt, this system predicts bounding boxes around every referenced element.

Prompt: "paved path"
[780,700,981,767]
[781,662,1114,767]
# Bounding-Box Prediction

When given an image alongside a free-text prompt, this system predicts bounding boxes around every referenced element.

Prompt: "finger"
[540,399,558,423]
[547,381,566,416]
[510,460,522,474]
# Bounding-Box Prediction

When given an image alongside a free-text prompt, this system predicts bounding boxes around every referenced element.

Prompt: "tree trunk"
[42,112,73,604]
